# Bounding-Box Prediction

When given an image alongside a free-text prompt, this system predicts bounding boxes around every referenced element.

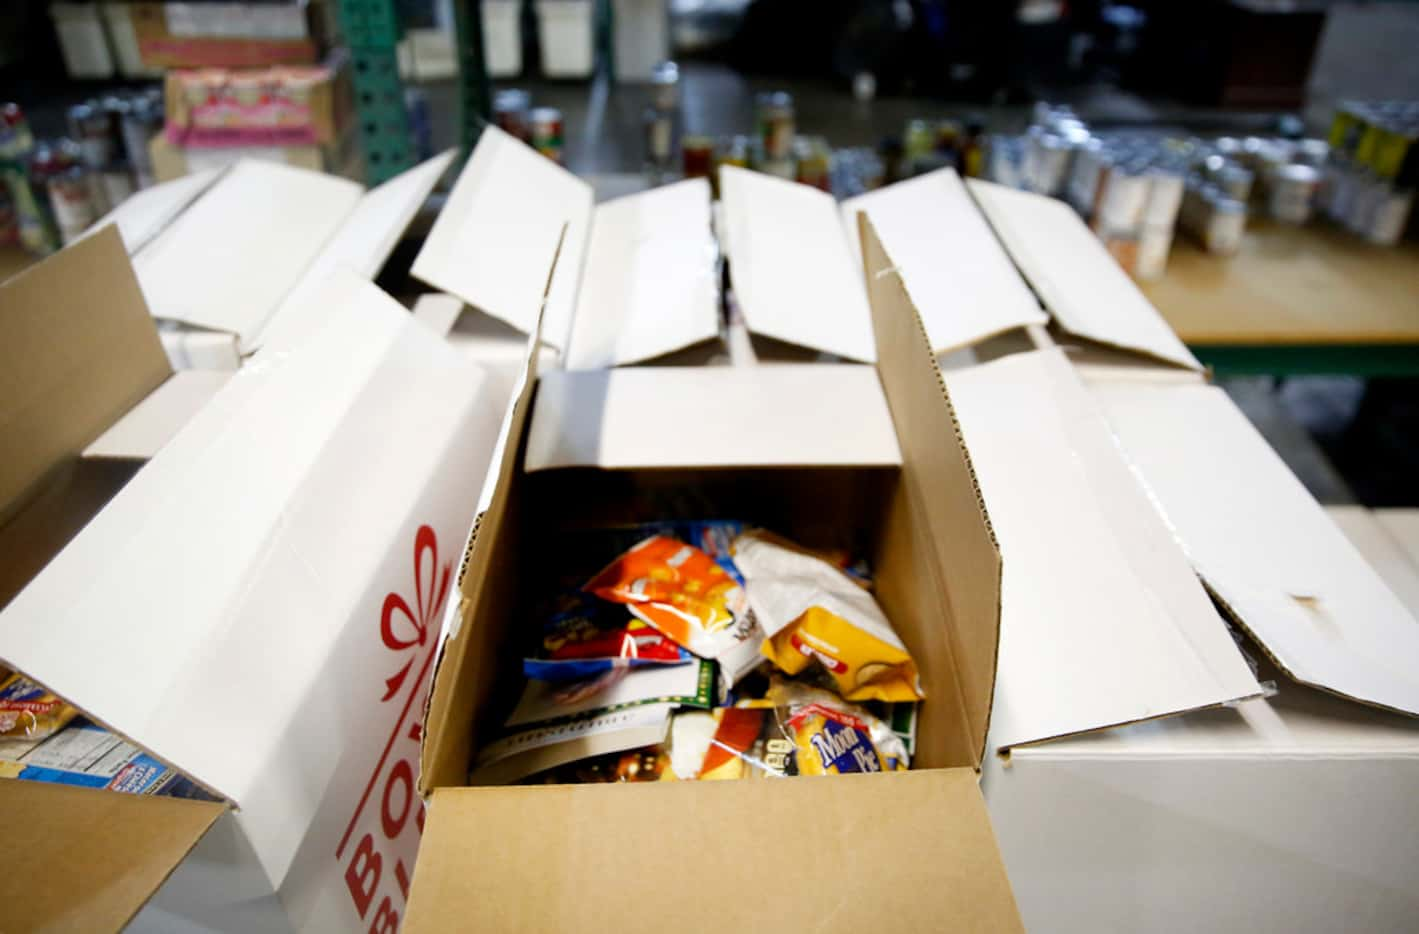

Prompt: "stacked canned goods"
[1320,100,1417,246]
[642,60,679,183]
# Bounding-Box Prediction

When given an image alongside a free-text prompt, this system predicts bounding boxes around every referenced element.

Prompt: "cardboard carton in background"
[0,231,514,931]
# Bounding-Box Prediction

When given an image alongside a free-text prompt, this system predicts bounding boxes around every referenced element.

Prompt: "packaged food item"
[761,681,911,775]
[585,535,750,660]
[524,746,673,784]
[0,673,78,741]
[732,532,924,702]
[507,657,716,729]
[1,718,217,799]
[523,591,691,683]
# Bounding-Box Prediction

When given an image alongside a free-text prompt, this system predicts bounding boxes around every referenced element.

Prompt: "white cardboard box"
[86,150,453,369]
[0,229,513,932]
[412,125,720,369]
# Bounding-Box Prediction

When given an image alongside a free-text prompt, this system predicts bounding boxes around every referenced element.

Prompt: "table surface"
[1144,221,1419,347]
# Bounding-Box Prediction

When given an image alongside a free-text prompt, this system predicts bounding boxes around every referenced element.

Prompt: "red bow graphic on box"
[381,524,452,702]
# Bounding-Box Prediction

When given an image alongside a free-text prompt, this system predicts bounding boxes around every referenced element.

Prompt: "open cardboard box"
[85,149,453,370]
[867,175,1419,930]
[0,230,512,931]
[402,218,1024,931]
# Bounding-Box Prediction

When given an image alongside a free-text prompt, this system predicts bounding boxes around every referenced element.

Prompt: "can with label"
[1267,163,1319,224]
[1203,196,1246,255]
[756,92,795,162]
[1215,163,1254,203]
[1134,224,1174,281]
[1142,168,1185,229]
[643,107,673,173]
[794,136,831,192]
[493,89,532,142]
[530,107,564,164]
[100,168,136,211]
[50,164,97,244]
[903,119,934,168]
[1367,187,1414,246]
[1097,162,1150,233]
[120,96,162,186]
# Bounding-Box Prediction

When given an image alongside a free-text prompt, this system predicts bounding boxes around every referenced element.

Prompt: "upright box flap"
[966,179,1202,372]
[0,781,224,933]
[81,167,224,253]
[133,159,364,350]
[1093,381,1419,717]
[524,365,903,471]
[943,349,1261,751]
[840,169,1048,355]
[859,216,1001,765]
[0,228,170,522]
[0,272,507,810]
[252,149,456,352]
[411,126,593,352]
[719,165,875,363]
[563,178,720,370]
[82,369,232,461]
[405,770,1021,932]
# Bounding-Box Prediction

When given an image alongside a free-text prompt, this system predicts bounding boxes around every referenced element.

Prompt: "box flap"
[563,178,720,370]
[404,770,1021,932]
[1328,507,1419,619]
[966,179,1201,372]
[859,215,1001,766]
[411,126,592,352]
[943,349,1261,751]
[840,169,1048,355]
[0,271,507,810]
[0,228,171,523]
[0,781,225,932]
[133,159,364,351]
[719,165,875,362]
[80,167,224,254]
[524,365,903,471]
[82,370,231,461]
[252,149,456,352]
[1093,381,1419,717]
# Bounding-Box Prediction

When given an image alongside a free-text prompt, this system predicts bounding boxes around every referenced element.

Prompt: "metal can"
[756,91,795,162]
[682,134,713,181]
[1216,163,1254,203]
[903,118,934,167]
[1134,225,1174,281]
[493,89,532,142]
[1203,196,1246,255]
[120,96,162,186]
[530,107,564,164]
[1366,187,1414,246]
[1097,162,1150,233]
[1142,168,1185,228]
[68,102,115,169]
[50,164,97,244]
[649,61,680,112]
[100,167,136,211]
[1267,163,1320,224]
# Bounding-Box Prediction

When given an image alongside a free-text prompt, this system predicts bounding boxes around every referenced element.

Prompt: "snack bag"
[733,531,924,702]
[668,707,787,781]
[0,674,78,741]
[524,591,691,682]
[762,680,910,775]
[585,536,749,660]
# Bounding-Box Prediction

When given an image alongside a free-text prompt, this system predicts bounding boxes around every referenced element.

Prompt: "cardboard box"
[89,148,453,369]
[899,178,1419,931]
[401,218,1024,930]
[130,1,327,69]
[412,126,722,369]
[163,54,353,148]
[0,229,513,930]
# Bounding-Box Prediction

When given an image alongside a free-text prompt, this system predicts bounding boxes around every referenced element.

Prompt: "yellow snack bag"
[0,673,78,741]
[733,532,924,702]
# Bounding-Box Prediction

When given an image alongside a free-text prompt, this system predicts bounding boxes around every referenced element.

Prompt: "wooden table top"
[1143,221,1419,346]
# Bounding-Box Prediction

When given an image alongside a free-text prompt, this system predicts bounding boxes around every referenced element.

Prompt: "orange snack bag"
[584,536,749,660]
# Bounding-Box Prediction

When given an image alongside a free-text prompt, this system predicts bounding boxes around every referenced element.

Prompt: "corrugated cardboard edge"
[0,781,225,934]
[859,213,1003,769]
[418,225,566,798]
[0,228,172,525]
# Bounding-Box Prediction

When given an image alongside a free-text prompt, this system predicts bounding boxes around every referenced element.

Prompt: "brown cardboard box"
[403,218,1023,931]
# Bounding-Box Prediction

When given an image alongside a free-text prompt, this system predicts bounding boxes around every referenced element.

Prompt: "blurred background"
[2,0,1417,506]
